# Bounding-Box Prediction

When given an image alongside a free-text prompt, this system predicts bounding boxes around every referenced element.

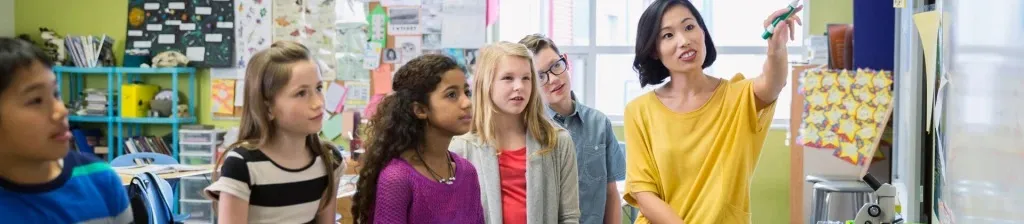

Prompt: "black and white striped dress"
[205,146,343,224]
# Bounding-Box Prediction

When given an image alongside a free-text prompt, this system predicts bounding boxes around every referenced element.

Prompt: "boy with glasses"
[519,34,626,224]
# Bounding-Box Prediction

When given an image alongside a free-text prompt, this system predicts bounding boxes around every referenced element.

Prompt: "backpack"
[128,172,190,224]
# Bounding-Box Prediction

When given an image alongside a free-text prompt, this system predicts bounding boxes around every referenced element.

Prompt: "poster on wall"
[125,0,236,67]
[337,23,370,81]
[211,0,272,79]
[272,0,337,79]
[388,7,422,35]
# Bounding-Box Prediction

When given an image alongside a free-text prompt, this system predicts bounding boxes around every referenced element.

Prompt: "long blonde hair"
[208,40,339,215]
[471,41,562,154]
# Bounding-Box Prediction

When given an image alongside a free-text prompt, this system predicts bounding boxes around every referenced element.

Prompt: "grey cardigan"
[449,130,581,224]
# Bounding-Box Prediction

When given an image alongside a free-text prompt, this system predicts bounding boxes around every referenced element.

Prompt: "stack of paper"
[77,88,116,116]
[113,164,207,175]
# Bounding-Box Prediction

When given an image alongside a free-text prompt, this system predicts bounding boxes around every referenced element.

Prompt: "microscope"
[852,173,903,224]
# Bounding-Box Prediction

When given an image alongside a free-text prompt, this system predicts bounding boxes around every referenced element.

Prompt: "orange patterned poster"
[798,69,894,166]
[212,79,236,115]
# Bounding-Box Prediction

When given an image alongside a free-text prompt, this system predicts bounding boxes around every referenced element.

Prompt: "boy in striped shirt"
[0,37,132,223]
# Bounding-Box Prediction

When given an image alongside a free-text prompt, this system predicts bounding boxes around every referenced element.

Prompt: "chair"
[811,179,874,223]
[128,172,190,223]
[111,152,182,205]
[111,152,179,167]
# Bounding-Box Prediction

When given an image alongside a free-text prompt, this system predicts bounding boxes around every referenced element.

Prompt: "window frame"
[493,0,811,128]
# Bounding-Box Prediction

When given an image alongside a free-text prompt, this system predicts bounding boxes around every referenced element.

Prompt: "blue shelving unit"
[55,66,198,161]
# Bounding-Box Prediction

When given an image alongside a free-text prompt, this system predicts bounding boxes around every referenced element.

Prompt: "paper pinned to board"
[321,114,346,141]
[913,11,939,131]
[344,81,371,112]
[381,0,421,7]
[372,64,393,94]
[211,79,236,115]
[363,42,383,69]
[363,94,386,118]
[340,111,356,140]
[441,0,485,48]
[388,7,423,35]
[394,35,422,64]
[234,80,245,106]
[325,81,349,113]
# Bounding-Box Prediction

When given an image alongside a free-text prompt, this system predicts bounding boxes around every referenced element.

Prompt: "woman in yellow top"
[622,0,802,223]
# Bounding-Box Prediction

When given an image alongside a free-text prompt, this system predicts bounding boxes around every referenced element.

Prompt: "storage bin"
[179,176,212,201]
[180,199,214,223]
[179,155,213,165]
[180,142,217,155]
[180,130,218,144]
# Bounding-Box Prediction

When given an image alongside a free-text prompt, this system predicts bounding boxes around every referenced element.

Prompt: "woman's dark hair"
[352,54,465,223]
[633,0,716,87]
[0,37,54,96]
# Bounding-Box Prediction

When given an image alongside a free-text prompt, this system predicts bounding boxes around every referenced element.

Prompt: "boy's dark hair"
[518,33,562,55]
[633,0,716,87]
[0,37,54,94]
[352,54,465,223]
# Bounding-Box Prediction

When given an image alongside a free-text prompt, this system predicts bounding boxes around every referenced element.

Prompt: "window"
[498,0,543,42]
[494,0,806,125]
[710,0,805,47]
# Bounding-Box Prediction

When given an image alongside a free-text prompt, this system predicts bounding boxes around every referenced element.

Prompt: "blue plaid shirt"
[546,93,627,224]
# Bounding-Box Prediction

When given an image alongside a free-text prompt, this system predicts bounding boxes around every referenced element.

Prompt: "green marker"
[762,0,801,39]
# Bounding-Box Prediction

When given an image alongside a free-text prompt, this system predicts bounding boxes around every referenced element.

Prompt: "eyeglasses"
[537,55,568,85]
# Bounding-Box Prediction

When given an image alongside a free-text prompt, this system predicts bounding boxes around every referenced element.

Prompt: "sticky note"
[158,34,176,44]
[134,41,152,48]
[128,30,143,37]
[322,114,346,140]
[180,23,196,31]
[372,64,393,94]
[147,24,163,31]
[894,0,906,8]
[168,2,185,9]
[196,7,212,15]
[144,3,160,10]
[165,20,182,26]
[186,47,205,61]
[217,22,234,29]
[205,34,223,42]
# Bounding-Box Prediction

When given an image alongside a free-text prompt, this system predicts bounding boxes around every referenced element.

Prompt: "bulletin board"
[207,0,489,142]
[125,0,236,67]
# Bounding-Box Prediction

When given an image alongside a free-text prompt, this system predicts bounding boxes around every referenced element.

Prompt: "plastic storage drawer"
[179,176,211,201]
[179,199,214,223]
[179,155,213,165]
[180,142,217,155]
[179,130,218,144]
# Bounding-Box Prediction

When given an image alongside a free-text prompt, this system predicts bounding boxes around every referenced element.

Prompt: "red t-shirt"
[498,147,527,224]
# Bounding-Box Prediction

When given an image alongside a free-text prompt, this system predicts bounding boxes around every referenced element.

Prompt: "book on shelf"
[63,34,115,68]
[124,136,172,155]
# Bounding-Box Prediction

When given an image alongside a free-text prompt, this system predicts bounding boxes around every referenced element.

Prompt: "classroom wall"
[809,0,854,35]
[0,0,14,37]
[13,0,344,145]
[15,1,853,223]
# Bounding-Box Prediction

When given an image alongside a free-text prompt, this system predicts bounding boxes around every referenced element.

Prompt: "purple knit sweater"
[373,152,485,224]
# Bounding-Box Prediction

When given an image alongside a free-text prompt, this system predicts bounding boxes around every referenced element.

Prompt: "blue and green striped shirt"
[0,150,132,224]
